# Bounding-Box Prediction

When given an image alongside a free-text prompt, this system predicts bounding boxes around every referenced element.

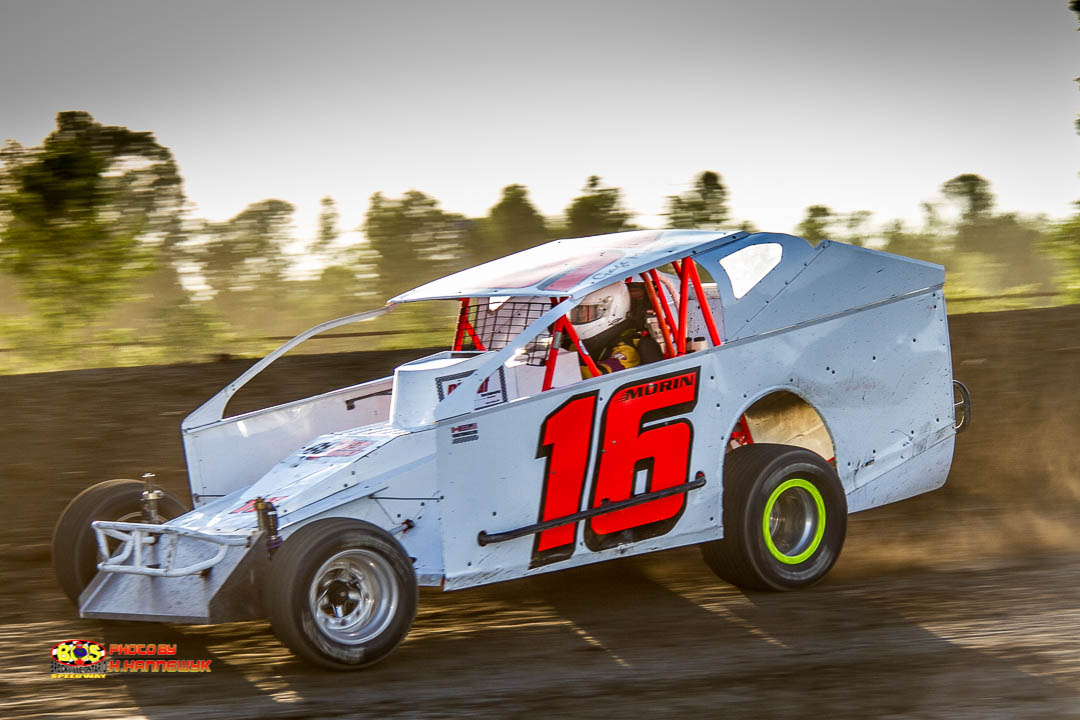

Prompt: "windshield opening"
[454,297,556,366]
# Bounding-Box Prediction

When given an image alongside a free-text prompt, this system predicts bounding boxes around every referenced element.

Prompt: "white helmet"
[570,283,631,341]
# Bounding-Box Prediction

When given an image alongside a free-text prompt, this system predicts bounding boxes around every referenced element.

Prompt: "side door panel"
[437,357,725,590]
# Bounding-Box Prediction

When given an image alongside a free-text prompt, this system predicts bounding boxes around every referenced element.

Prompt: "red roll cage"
[451,255,723,392]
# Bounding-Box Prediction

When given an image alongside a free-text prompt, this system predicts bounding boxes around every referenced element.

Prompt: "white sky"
[2,0,1077,245]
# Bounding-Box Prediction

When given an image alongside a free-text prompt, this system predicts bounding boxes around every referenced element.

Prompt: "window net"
[460,297,555,366]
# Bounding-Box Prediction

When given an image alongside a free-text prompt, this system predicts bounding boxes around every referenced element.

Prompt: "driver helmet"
[570,283,631,341]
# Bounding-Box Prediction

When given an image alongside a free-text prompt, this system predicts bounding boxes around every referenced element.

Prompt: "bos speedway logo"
[50,640,108,678]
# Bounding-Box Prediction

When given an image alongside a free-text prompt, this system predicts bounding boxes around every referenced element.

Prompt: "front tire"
[52,478,188,604]
[702,444,846,591]
[266,518,418,670]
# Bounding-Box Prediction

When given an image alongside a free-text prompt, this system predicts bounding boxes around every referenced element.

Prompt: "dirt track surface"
[2,305,1079,718]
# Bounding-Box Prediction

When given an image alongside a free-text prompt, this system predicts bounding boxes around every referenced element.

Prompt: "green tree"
[0,111,184,329]
[955,212,1054,292]
[796,205,873,247]
[564,176,632,238]
[1045,3,1080,296]
[103,211,197,349]
[199,199,295,295]
[305,264,368,319]
[882,219,943,264]
[1075,0,1080,133]
[487,184,548,252]
[193,199,299,334]
[313,195,340,255]
[796,205,834,245]
[940,175,1052,291]
[664,171,729,228]
[840,210,873,247]
[466,184,549,263]
[942,174,994,223]
[1046,204,1080,300]
[362,190,467,297]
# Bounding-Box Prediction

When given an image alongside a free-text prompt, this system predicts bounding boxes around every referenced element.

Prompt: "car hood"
[171,422,431,535]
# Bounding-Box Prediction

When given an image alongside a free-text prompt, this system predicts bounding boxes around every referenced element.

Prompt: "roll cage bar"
[451,254,723,392]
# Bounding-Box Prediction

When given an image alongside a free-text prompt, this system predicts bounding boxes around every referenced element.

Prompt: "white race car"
[53,229,971,669]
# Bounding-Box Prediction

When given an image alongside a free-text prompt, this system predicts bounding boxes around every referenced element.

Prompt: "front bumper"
[79,521,270,624]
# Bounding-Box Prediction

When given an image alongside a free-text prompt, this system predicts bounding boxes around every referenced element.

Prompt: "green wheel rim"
[762,478,826,565]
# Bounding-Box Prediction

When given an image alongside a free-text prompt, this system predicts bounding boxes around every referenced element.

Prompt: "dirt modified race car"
[53,229,971,669]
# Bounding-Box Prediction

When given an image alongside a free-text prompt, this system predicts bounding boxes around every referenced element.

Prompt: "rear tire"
[702,444,846,591]
[52,479,187,604]
[266,518,418,670]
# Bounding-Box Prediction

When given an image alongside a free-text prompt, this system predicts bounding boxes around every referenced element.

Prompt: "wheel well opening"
[730,391,835,463]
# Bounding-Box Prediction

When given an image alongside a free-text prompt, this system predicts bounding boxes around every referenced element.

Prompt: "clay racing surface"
[1,305,1079,718]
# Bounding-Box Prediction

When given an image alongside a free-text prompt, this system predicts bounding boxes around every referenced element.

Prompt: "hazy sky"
[1,0,1077,243]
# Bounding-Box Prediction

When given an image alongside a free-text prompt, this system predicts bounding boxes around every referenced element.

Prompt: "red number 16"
[532,368,700,567]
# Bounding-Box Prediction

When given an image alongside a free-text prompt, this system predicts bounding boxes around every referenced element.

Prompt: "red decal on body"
[585,370,698,549]
[532,392,598,566]
[230,496,288,514]
[529,367,700,567]
[540,256,620,292]
[491,254,615,293]
[487,231,663,292]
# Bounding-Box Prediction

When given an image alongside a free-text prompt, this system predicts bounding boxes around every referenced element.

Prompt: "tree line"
[0,110,1076,372]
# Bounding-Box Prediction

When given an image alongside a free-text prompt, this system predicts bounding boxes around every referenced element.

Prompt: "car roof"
[389,229,747,303]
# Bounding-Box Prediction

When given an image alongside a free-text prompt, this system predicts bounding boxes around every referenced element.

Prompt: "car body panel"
[182,376,394,504]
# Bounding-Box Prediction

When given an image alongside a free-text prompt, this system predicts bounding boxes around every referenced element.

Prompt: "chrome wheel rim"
[763,478,826,564]
[308,549,398,645]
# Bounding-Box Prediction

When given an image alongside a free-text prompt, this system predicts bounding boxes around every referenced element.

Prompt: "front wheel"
[266,518,418,670]
[702,444,846,591]
[52,478,188,604]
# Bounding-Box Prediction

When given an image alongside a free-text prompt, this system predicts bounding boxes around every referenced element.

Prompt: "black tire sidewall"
[52,479,187,604]
[268,519,418,670]
[739,451,847,591]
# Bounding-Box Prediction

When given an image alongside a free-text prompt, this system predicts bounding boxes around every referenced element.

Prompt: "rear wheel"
[266,518,418,670]
[702,444,846,591]
[52,479,187,604]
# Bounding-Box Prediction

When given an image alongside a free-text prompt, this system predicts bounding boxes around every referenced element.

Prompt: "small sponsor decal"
[49,640,212,678]
[301,438,374,458]
[436,366,508,409]
[451,423,479,444]
[615,371,697,402]
[294,427,403,465]
[229,495,288,514]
